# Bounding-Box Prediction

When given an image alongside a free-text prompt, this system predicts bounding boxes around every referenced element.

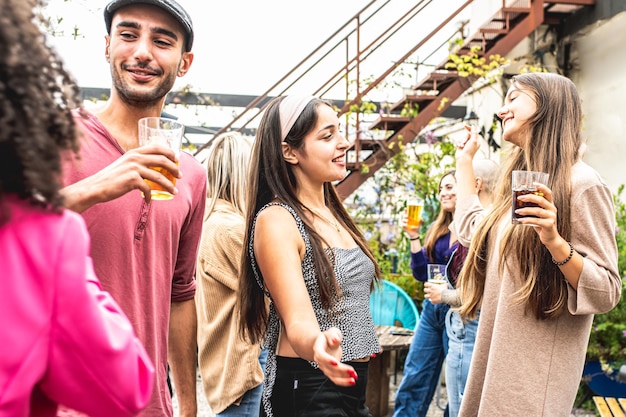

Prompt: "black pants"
[268,356,371,417]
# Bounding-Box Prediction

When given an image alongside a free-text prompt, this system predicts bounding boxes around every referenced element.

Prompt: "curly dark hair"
[0,0,82,224]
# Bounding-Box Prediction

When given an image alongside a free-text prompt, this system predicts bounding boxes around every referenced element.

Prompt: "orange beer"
[138,117,184,201]
[144,163,179,200]
[407,199,423,228]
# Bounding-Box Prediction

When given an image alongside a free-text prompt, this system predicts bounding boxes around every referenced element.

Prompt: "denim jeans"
[444,310,479,417]
[218,349,268,417]
[393,299,449,417]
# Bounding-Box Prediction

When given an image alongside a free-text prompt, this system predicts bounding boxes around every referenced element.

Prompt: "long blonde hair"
[457,73,581,321]
[204,131,252,218]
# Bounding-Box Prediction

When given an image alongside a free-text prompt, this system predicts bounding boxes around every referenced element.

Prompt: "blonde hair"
[204,131,252,218]
[473,158,499,196]
[458,73,581,321]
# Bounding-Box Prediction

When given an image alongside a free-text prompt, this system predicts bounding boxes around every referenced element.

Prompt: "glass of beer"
[407,197,424,228]
[427,264,447,285]
[138,117,184,200]
[511,170,549,224]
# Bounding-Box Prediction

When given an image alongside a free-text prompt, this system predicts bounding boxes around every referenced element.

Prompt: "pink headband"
[279,95,316,141]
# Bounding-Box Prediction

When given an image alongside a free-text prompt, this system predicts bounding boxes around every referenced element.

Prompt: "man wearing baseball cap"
[60,1,206,416]
[104,0,194,52]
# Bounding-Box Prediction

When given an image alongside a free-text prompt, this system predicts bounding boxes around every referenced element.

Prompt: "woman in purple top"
[393,171,458,417]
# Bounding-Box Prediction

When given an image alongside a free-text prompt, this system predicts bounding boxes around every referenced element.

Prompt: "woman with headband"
[238,95,382,416]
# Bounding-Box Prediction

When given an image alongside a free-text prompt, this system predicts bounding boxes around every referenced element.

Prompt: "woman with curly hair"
[454,72,620,416]
[0,1,154,416]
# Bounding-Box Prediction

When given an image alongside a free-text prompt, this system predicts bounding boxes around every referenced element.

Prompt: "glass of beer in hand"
[138,117,184,200]
[407,197,424,229]
[511,170,549,224]
[427,264,447,285]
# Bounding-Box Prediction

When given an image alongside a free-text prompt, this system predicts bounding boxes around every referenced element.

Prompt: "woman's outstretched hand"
[313,327,359,387]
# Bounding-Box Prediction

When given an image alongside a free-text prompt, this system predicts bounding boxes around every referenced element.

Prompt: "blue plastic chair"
[369,279,420,331]
[369,279,420,384]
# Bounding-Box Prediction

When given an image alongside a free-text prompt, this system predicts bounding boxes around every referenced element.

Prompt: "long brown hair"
[239,96,381,343]
[424,170,456,262]
[457,72,581,321]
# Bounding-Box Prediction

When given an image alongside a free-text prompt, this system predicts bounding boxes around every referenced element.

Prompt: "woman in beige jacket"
[454,72,620,416]
[195,132,266,416]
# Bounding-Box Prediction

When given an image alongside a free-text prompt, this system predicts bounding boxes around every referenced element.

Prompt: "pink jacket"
[0,197,155,417]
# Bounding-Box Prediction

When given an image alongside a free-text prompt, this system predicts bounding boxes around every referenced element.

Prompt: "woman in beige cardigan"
[454,72,620,416]
[195,132,266,416]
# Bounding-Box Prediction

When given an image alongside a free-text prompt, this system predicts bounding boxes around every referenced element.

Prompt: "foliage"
[37,0,93,40]
[400,103,420,119]
[387,273,421,304]
[349,138,456,303]
[445,44,509,81]
[519,63,549,74]
[585,184,626,374]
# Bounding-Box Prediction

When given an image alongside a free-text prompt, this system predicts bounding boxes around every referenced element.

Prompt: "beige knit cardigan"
[456,161,621,417]
[195,200,264,413]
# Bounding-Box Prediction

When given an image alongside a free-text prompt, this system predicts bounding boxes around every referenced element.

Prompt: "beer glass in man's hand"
[138,117,184,200]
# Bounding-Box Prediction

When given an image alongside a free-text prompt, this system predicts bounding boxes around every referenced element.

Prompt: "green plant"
[387,272,422,304]
[585,184,626,374]
[349,138,456,305]
[445,44,509,81]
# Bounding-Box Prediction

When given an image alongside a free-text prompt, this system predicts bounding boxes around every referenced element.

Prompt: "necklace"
[308,207,341,233]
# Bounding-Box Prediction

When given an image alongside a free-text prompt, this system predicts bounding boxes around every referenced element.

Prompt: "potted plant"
[581,184,626,397]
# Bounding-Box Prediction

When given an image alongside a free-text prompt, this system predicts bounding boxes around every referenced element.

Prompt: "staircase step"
[389,94,436,112]
[502,7,532,13]
[352,138,387,151]
[546,0,594,5]
[368,116,411,131]
[480,28,510,34]
[345,161,361,172]
[411,71,459,91]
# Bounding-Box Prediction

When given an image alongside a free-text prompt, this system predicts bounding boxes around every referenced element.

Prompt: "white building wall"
[570,11,626,193]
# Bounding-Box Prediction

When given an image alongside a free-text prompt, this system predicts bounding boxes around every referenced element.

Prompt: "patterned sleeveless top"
[249,202,381,417]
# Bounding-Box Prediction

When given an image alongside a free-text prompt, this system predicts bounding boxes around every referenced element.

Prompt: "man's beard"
[110,65,176,108]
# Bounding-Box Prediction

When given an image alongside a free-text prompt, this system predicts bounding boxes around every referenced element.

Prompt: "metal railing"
[193,0,477,155]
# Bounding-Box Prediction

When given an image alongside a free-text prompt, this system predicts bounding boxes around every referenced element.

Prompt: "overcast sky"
[45,0,371,96]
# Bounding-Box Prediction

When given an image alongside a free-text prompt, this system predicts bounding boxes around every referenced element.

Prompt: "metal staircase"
[193,0,595,200]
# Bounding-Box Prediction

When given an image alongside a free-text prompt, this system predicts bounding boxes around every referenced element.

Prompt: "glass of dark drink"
[511,170,549,224]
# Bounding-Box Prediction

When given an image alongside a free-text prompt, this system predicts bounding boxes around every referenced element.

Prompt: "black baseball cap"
[104,0,194,52]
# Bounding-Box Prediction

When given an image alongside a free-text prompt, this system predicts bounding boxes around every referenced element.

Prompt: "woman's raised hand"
[455,125,481,163]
